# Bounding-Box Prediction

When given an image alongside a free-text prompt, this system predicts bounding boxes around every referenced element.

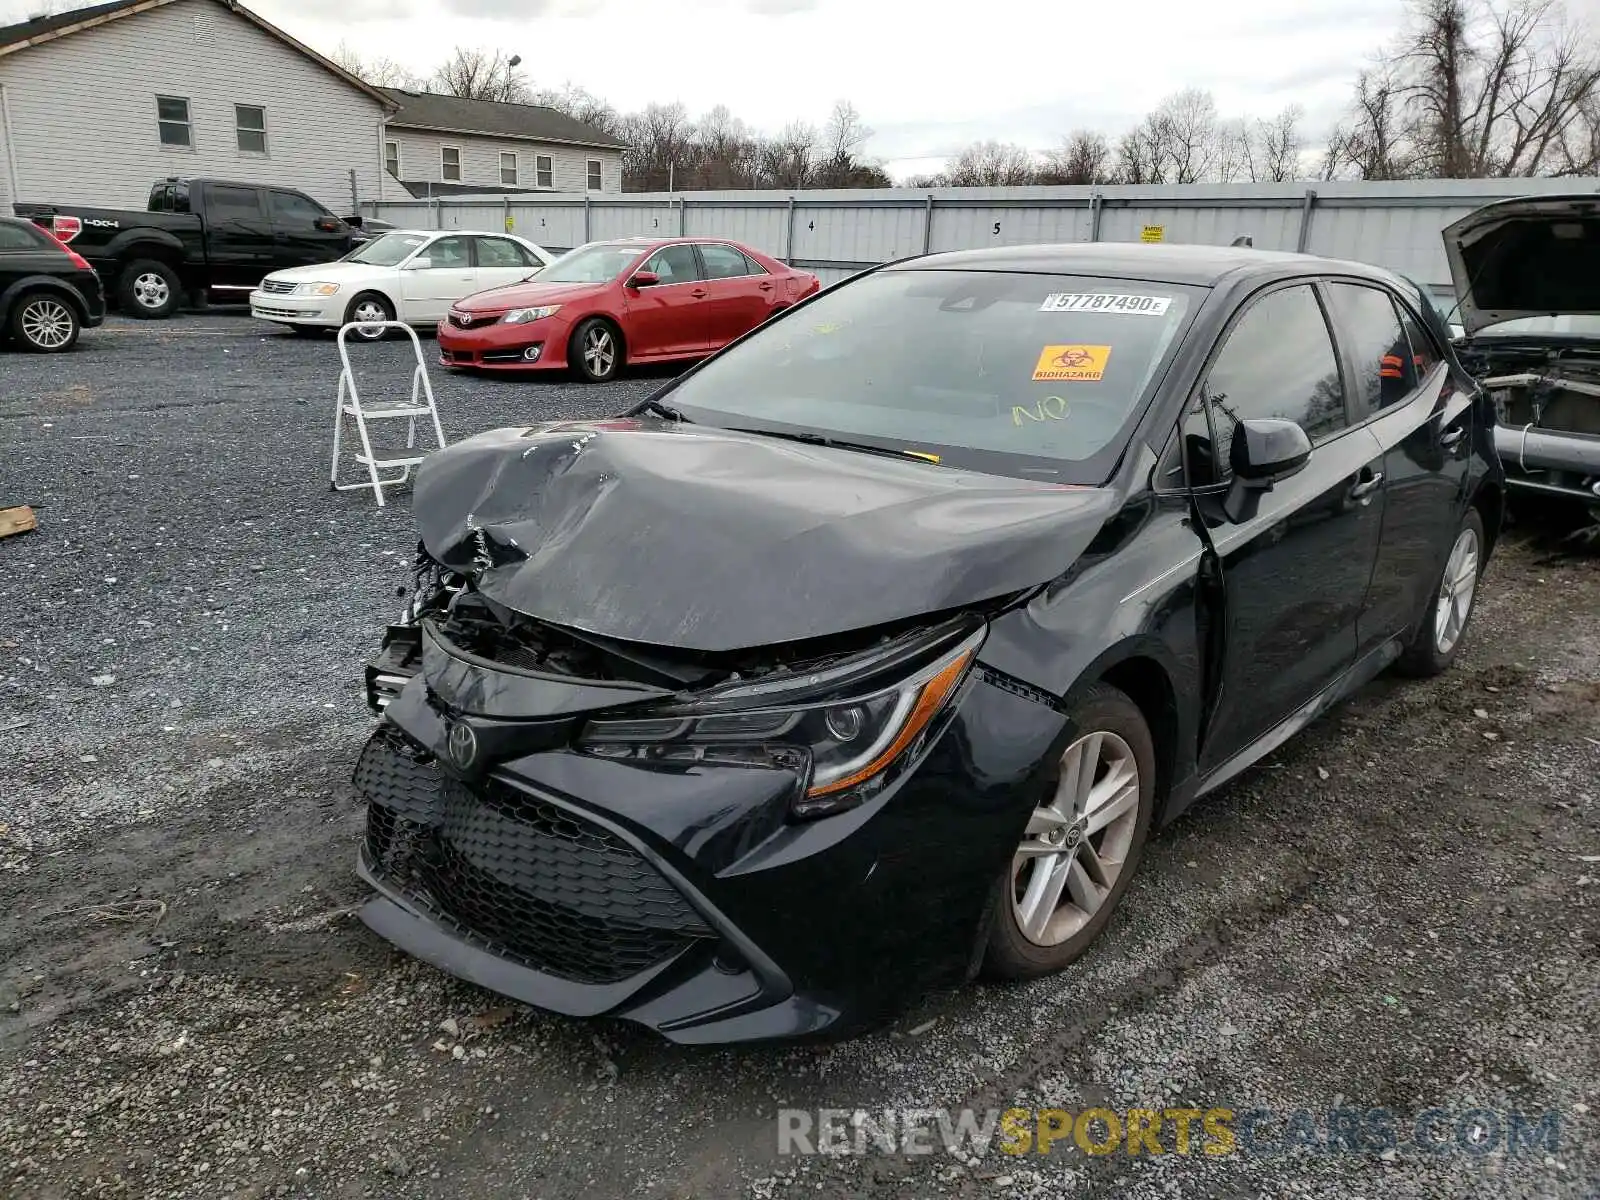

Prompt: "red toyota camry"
[436,236,820,382]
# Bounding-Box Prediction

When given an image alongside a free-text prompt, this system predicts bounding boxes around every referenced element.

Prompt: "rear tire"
[569,317,622,382]
[10,291,81,352]
[343,292,394,341]
[116,259,182,319]
[982,683,1157,980]
[1395,508,1486,678]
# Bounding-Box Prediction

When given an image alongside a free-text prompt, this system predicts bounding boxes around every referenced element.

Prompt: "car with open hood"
[435,236,819,380]
[249,229,551,340]
[351,242,1504,1044]
[1444,195,1600,512]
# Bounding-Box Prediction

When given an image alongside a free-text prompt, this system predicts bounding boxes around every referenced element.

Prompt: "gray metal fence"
[364,177,1600,299]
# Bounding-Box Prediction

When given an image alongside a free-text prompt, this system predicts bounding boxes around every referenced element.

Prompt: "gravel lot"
[1,313,1597,1200]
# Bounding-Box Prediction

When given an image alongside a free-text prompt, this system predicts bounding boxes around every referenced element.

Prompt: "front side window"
[1200,283,1346,478]
[425,236,472,268]
[1324,282,1418,417]
[536,155,554,188]
[269,191,327,225]
[663,269,1201,484]
[643,244,702,284]
[587,159,603,190]
[235,104,267,153]
[441,146,461,182]
[500,152,518,186]
[156,95,191,147]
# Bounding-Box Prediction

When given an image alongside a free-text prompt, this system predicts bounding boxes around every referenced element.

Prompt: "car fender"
[99,228,186,267]
[0,274,90,321]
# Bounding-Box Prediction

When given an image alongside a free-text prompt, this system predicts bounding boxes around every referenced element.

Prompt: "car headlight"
[293,282,341,297]
[578,626,983,820]
[502,305,560,324]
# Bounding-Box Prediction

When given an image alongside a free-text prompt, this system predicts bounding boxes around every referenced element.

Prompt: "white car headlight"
[293,282,342,297]
[502,305,561,324]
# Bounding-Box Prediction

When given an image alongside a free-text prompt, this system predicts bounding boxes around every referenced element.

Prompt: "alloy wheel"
[133,272,170,310]
[583,326,616,377]
[20,298,74,349]
[1434,526,1480,654]
[351,300,389,339]
[1011,730,1141,947]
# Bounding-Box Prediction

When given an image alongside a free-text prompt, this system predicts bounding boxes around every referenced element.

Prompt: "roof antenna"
[1231,234,1253,247]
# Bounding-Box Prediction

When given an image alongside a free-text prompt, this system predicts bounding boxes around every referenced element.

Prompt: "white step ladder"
[329,320,447,507]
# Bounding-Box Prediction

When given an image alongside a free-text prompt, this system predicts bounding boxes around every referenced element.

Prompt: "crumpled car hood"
[1443,194,1600,333]
[412,419,1119,653]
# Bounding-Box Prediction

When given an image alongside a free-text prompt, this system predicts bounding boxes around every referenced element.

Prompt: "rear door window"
[0,221,50,251]
[1324,281,1419,417]
[208,185,264,220]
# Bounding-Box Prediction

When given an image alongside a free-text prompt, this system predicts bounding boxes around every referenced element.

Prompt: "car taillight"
[50,215,82,243]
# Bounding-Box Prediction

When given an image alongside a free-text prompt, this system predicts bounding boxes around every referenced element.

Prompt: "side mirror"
[405,256,432,271]
[1222,417,1311,523]
[628,270,660,288]
[315,216,342,233]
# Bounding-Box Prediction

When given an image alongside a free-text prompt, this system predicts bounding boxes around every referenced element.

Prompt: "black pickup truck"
[14,177,365,319]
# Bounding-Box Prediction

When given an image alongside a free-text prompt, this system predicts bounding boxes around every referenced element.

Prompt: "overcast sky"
[0,0,1545,178]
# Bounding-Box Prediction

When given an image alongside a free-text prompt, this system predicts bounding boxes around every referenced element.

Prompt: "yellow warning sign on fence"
[1140,224,1164,243]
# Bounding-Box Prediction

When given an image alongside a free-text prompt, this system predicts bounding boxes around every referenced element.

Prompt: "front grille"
[260,279,297,295]
[448,310,496,329]
[357,725,712,984]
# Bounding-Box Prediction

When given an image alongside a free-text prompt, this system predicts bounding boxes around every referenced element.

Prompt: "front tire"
[344,293,394,341]
[116,259,182,319]
[982,683,1157,980]
[10,291,81,352]
[569,317,621,382]
[1395,508,1486,678]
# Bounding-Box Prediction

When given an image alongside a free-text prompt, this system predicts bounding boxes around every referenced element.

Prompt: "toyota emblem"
[446,720,478,770]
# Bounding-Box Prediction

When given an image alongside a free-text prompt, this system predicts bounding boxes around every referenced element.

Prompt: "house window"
[587,159,603,191]
[156,95,191,148]
[535,154,553,188]
[384,140,400,178]
[500,152,518,186]
[235,105,267,154]
[441,145,461,182]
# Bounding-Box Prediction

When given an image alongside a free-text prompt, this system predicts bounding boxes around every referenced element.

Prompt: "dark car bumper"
[352,663,1061,1044]
[74,271,106,326]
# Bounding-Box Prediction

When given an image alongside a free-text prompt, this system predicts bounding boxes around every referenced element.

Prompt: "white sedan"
[249,229,552,340]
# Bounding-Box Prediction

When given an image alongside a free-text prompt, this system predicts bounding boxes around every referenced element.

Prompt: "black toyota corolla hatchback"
[353,243,1503,1044]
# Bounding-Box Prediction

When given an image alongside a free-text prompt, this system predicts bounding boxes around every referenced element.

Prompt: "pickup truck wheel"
[117,259,182,319]
[11,291,81,352]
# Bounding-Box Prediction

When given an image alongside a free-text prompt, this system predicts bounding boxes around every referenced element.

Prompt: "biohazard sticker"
[1039,293,1172,316]
[1033,345,1111,382]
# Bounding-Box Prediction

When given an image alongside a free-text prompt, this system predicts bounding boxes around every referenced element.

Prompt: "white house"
[378,88,627,199]
[0,0,394,214]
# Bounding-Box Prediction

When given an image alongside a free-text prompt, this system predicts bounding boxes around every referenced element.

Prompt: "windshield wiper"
[725,427,944,465]
[637,397,692,422]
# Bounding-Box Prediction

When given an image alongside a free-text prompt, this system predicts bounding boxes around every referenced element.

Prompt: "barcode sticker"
[1040,293,1172,316]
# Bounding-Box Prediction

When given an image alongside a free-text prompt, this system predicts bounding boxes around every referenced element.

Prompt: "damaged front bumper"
[351,597,1055,1044]
[1482,371,1600,503]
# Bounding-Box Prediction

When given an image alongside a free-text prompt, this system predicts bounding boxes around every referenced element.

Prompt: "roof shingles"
[378,88,629,152]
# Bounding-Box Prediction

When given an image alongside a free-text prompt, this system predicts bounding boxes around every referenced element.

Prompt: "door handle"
[757,282,774,291]
[690,288,707,298]
[1439,426,1466,449]
[1347,471,1384,500]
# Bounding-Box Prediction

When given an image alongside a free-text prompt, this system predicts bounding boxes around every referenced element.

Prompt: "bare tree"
[432,47,531,104]
[1254,105,1306,180]
[329,40,422,89]
[1040,130,1111,184]
[619,102,695,191]
[531,83,621,135]
[761,120,821,188]
[1157,88,1224,183]
[941,140,1039,186]
[1324,65,1424,178]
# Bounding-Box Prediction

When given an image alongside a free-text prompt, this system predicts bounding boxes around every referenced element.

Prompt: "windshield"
[661,269,1200,484]
[344,232,429,267]
[536,242,649,283]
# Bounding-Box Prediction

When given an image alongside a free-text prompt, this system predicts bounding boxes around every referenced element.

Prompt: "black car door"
[1321,280,1472,653]
[268,189,349,271]
[200,183,274,291]
[1183,280,1390,774]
